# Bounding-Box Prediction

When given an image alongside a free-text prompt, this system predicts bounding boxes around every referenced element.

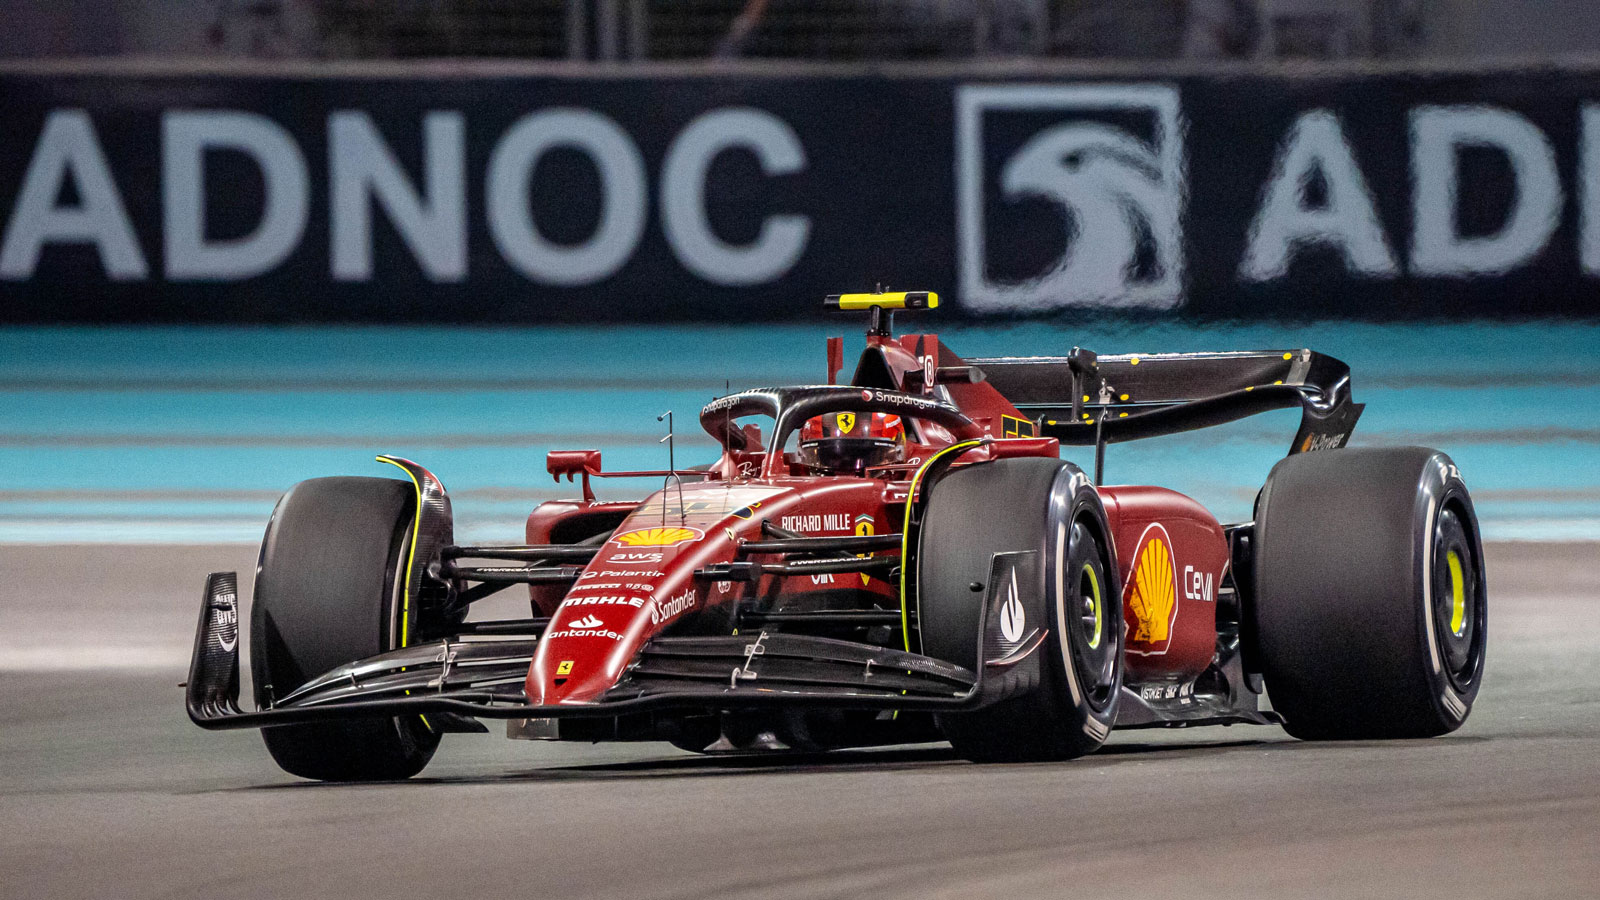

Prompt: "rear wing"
[966,349,1364,456]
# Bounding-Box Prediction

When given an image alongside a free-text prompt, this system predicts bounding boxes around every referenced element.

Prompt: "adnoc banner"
[2,65,1599,322]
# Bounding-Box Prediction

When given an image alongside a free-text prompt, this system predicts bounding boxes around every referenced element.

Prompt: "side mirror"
[739,423,763,451]
[546,450,601,501]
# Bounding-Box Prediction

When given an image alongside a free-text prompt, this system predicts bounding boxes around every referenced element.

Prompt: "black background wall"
[2,64,1598,322]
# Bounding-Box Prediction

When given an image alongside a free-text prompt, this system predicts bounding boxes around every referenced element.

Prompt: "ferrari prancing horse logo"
[853,514,875,585]
[836,412,856,433]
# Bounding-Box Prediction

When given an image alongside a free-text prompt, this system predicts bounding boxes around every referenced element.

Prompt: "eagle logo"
[611,527,702,548]
[1002,122,1183,307]
[1125,523,1178,654]
[957,84,1185,311]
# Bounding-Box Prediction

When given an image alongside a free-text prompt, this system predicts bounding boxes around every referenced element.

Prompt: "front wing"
[186,559,1038,731]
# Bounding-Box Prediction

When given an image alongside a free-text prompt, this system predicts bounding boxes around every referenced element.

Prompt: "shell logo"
[611,526,703,548]
[1125,523,1178,654]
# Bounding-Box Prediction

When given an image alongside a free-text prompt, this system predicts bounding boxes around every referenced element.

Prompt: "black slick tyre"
[1253,447,1486,740]
[918,457,1122,762]
[251,476,441,781]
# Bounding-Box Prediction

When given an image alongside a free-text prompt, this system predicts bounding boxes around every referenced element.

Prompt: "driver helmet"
[798,411,905,474]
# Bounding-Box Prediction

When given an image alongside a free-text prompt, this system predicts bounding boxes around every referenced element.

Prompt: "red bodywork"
[1099,487,1227,683]
[521,331,1231,703]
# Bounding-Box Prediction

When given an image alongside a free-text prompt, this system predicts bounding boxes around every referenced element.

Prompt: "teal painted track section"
[2,323,1596,542]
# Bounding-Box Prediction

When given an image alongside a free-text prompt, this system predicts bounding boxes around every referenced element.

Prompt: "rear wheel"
[1253,447,1487,740]
[251,477,440,781]
[918,458,1122,762]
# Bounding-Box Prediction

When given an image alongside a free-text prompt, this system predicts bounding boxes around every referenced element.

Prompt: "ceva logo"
[956,84,1186,311]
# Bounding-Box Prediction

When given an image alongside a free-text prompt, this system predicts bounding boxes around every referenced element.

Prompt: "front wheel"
[918,458,1122,762]
[251,476,441,781]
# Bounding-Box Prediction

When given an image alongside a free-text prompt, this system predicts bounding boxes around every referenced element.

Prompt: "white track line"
[0,645,191,672]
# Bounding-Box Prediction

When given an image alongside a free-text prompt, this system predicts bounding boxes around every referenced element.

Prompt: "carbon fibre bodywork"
[974,349,1363,455]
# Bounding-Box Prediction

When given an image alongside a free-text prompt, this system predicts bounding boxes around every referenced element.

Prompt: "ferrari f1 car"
[188,292,1487,780]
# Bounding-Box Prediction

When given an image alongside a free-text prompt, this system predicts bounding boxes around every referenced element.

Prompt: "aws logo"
[956,84,1185,311]
[1125,523,1179,656]
[611,526,703,548]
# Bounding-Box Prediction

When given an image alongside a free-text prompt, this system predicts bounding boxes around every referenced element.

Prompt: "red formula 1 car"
[188,292,1487,781]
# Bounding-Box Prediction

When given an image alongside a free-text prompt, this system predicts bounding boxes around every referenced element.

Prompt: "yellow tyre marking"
[1447,549,1467,636]
[1082,562,1103,650]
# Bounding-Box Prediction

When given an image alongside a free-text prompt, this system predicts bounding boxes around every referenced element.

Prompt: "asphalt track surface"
[3,542,1598,900]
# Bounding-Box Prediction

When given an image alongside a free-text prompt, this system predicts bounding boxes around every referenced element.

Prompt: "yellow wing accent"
[375,455,431,732]
[375,456,422,650]
[899,440,986,652]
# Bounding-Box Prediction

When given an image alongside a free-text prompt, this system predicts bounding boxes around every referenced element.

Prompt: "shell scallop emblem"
[1125,524,1178,654]
[611,527,703,548]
